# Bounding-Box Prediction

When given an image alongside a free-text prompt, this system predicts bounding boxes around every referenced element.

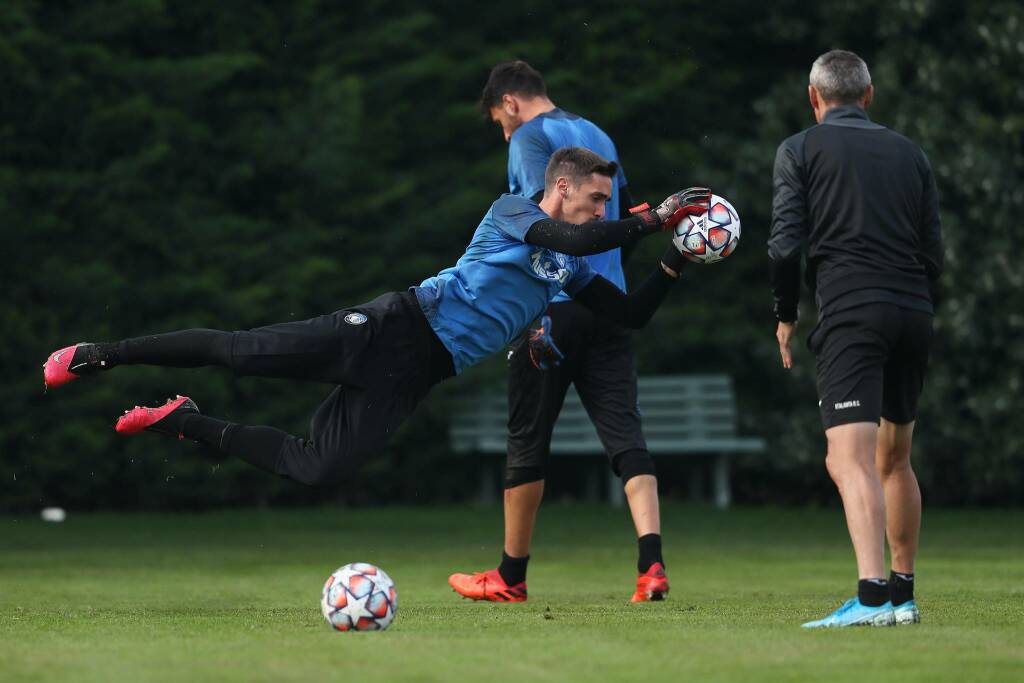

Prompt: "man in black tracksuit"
[768,50,943,628]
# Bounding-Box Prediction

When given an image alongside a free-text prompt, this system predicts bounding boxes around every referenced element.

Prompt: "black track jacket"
[767,106,943,322]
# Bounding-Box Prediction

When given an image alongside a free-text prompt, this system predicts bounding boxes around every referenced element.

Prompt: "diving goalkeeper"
[43,147,709,487]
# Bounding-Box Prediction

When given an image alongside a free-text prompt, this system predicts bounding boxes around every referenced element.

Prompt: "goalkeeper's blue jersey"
[415,194,595,375]
[508,108,628,299]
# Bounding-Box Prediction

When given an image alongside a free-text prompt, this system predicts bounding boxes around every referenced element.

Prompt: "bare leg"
[503,480,545,557]
[876,420,920,573]
[624,474,661,537]
[825,422,887,579]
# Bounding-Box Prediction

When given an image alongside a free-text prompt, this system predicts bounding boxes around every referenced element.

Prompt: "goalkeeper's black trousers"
[112,290,455,485]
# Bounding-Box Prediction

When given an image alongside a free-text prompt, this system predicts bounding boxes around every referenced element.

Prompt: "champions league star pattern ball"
[672,194,741,264]
[321,563,398,632]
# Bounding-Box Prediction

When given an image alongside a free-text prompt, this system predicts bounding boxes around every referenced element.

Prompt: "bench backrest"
[451,374,744,454]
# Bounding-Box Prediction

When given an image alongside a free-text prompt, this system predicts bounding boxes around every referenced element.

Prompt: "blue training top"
[507,108,628,298]
[415,194,596,374]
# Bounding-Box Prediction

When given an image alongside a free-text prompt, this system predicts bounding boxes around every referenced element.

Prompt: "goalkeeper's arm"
[524,187,711,257]
[572,244,687,329]
[525,215,655,256]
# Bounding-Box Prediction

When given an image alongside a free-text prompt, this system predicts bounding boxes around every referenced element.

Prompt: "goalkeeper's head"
[539,147,617,225]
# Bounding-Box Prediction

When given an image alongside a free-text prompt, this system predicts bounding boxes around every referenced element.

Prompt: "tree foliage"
[2,0,1020,509]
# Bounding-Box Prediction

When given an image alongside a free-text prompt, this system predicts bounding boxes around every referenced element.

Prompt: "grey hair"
[809,50,871,104]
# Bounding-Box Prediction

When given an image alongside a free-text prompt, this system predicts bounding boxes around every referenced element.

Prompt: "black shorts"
[808,302,933,430]
[506,300,647,481]
[230,290,453,481]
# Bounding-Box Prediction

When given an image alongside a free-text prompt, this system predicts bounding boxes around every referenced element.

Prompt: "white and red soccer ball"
[672,194,741,264]
[321,562,398,632]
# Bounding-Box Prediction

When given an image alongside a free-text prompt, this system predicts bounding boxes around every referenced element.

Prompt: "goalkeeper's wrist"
[629,202,663,234]
[660,244,687,278]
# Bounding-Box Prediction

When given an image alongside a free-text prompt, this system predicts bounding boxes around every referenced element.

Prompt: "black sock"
[115,329,234,368]
[94,343,119,366]
[858,578,890,607]
[889,571,915,606]
[637,533,663,573]
[181,414,234,448]
[181,415,285,474]
[498,552,529,586]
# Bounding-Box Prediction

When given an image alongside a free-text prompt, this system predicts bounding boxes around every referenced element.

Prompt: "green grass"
[1,505,1022,683]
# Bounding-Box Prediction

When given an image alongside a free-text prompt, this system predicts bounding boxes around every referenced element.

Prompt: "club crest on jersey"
[344,312,367,325]
[530,248,572,285]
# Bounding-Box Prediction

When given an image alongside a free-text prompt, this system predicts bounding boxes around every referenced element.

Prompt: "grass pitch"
[1,505,1022,683]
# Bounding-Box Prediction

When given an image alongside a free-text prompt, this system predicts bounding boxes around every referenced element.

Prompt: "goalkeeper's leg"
[44,310,378,388]
[42,292,432,389]
[44,330,233,388]
[116,379,428,486]
[73,292,454,484]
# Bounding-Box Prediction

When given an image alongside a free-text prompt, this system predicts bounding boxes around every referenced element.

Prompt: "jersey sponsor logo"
[530,248,572,285]
[344,312,368,325]
[834,400,861,410]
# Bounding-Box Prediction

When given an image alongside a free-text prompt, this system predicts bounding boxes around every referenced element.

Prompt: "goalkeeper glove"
[631,187,712,232]
[528,315,564,370]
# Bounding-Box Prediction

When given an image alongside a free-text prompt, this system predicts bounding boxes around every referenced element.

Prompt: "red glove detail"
[659,187,712,231]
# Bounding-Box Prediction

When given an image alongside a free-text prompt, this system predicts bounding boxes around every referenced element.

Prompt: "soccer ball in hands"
[672,194,741,264]
[321,562,398,632]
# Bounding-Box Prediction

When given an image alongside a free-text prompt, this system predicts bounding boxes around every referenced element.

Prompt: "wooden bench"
[450,374,765,508]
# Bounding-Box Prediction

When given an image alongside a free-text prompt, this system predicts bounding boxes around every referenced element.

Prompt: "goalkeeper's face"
[562,173,612,224]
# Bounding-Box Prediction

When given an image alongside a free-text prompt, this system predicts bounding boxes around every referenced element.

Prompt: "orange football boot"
[448,569,527,602]
[631,562,669,602]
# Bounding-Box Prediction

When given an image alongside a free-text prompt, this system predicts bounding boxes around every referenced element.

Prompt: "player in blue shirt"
[449,61,674,604]
[42,148,710,507]
[503,102,628,296]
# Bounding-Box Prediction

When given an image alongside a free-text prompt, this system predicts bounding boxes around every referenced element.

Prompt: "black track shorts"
[808,302,933,430]
[506,299,647,480]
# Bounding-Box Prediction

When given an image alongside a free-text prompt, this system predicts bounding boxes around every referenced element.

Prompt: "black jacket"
[767,106,943,322]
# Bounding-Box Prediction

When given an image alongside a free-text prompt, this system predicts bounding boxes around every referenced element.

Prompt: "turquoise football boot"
[893,600,920,625]
[802,597,896,628]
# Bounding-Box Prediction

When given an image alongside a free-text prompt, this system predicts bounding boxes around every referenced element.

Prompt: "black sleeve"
[769,260,801,323]
[572,264,679,329]
[525,215,657,257]
[618,185,639,265]
[917,153,944,282]
[767,137,808,322]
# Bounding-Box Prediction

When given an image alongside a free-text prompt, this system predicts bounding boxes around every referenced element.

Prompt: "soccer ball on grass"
[672,194,741,264]
[321,562,398,632]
